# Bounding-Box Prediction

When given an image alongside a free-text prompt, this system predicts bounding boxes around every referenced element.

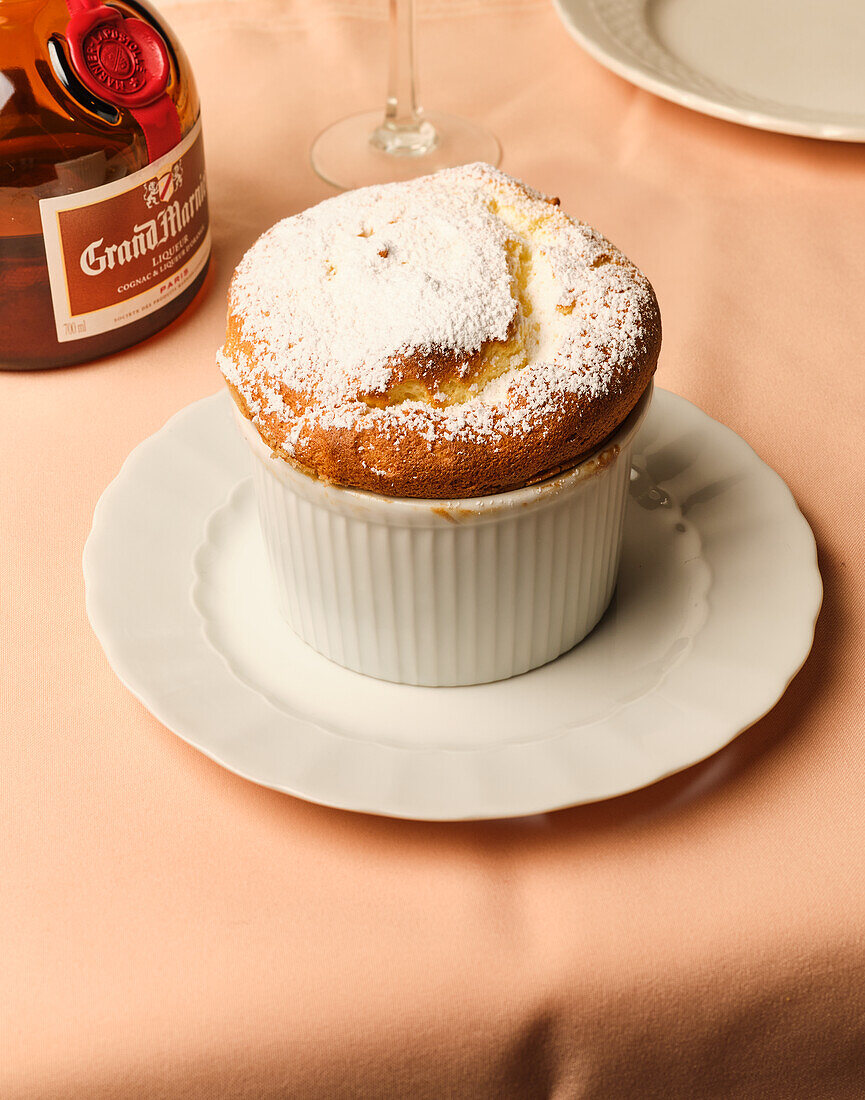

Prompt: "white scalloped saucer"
[83,389,821,820]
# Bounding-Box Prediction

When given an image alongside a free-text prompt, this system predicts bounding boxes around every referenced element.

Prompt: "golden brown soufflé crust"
[218,163,660,499]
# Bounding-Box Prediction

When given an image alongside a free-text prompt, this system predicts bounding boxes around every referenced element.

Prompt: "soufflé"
[218,165,660,685]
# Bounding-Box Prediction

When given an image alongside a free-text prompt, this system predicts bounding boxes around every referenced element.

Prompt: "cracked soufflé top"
[218,163,661,498]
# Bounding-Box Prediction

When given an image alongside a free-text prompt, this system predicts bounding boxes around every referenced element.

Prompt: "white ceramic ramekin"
[234,385,651,686]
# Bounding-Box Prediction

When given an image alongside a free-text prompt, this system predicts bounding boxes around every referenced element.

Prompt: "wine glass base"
[310,109,501,190]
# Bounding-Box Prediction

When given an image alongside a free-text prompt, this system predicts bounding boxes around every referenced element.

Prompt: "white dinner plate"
[552,0,865,141]
[83,389,821,820]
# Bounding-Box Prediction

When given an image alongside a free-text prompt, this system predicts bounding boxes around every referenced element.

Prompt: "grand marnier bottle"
[0,0,209,369]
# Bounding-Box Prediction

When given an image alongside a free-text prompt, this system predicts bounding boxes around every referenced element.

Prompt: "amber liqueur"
[0,0,210,369]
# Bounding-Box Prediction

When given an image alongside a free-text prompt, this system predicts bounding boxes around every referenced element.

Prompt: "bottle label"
[39,117,210,343]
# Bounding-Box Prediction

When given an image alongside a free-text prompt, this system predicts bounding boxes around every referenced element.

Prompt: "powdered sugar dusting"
[218,163,658,460]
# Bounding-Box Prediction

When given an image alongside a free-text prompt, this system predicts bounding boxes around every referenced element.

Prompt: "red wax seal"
[65,3,180,160]
[67,6,168,109]
[83,24,147,95]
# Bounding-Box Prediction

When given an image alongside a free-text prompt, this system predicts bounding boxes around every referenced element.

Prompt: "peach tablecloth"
[3,1,865,1096]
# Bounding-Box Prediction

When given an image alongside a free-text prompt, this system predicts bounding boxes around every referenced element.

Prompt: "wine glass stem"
[371,0,438,155]
[386,0,420,126]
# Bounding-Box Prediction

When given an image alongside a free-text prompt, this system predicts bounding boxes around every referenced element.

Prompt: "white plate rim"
[551,0,865,142]
[83,389,822,820]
